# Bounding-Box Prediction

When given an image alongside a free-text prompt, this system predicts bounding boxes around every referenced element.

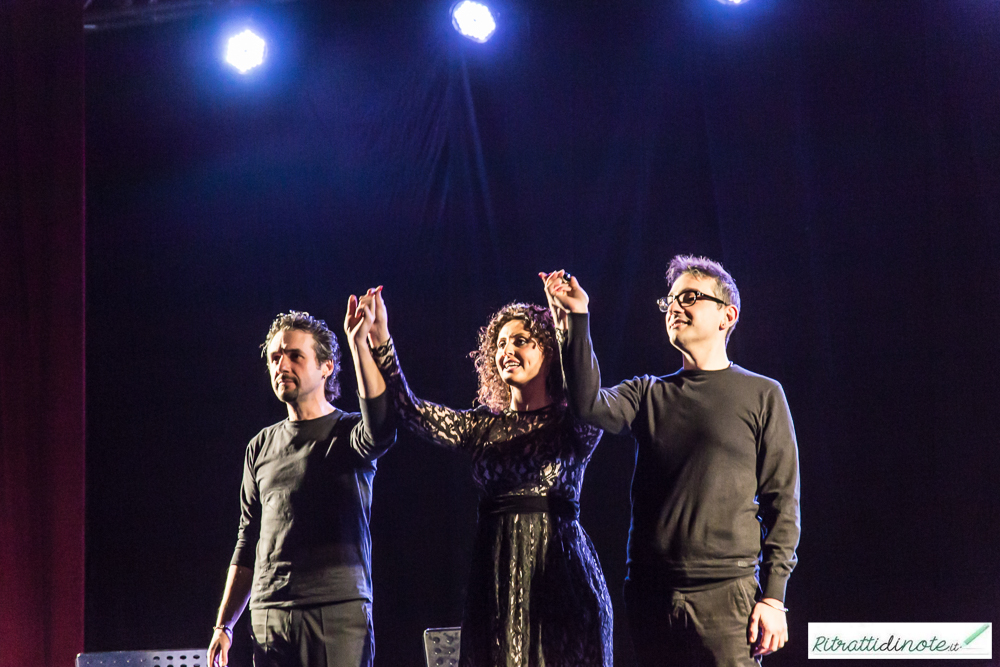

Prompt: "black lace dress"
[373,339,613,667]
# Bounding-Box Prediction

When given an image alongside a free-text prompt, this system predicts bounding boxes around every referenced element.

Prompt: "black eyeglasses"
[657,290,728,312]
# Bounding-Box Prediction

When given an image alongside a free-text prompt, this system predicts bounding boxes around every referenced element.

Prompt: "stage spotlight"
[451,1,496,43]
[226,29,266,73]
[715,0,749,4]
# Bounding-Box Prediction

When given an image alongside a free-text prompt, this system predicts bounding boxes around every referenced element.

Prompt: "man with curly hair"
[208,299,395,667]
[542,257,800,667]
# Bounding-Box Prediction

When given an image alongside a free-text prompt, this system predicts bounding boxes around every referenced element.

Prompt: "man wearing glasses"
[541,256,800,666]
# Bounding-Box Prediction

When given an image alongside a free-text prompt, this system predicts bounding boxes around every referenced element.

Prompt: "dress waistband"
[479,494,579,520]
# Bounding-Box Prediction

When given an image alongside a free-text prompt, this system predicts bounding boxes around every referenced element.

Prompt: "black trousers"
[250,600,374,667]
[625,575,762,667]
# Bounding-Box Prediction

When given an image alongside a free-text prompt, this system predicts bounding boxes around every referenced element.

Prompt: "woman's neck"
[508,383,552,412]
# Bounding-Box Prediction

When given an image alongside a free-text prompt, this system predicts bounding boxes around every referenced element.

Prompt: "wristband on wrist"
[760,599,788,612]
[213,625,233,639]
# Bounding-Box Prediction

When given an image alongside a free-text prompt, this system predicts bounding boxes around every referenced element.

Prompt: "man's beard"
[274,381,299,403]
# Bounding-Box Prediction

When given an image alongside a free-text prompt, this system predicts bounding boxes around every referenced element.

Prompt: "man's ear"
[721,304,739,330]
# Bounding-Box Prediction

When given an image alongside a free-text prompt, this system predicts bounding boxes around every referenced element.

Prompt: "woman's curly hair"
[470,302,565,413]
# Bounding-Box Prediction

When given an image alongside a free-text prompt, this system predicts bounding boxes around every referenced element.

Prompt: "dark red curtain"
[0,3,86,667]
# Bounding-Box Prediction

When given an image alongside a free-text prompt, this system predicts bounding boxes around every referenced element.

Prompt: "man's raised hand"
[539,270,590,318]
[345,288,379,349]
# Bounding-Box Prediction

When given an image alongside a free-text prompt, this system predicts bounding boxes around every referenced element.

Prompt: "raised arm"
[540,271,644,435]
[345,288,396,460]
[346,288,386,400]
[539,269,587,331]
[367,287,477,450]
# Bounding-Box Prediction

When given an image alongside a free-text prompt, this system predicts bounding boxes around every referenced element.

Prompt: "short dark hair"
[262,311,341,401]
[470,302,564,413]
[666,255,741,343]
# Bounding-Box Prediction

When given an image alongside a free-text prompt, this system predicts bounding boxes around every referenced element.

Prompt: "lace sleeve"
[371,338,478,450]
[572,418,603,459]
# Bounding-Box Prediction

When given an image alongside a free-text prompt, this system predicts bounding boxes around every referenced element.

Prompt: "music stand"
[75,649,207,667]
[423,627,460,667]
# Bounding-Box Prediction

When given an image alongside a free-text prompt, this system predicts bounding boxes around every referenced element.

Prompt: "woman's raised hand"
[368,286,389,348]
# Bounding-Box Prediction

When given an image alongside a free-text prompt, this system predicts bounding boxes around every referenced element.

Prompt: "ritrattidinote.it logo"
[808,622,991,660]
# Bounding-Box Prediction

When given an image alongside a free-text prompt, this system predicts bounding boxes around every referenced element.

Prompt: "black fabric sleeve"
[561,312,645,435]
[230,436,261,568]
[755,383,801,602]
[351,390,396,461]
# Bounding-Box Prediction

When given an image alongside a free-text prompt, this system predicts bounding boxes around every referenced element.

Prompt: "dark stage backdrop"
[84,1,999,665]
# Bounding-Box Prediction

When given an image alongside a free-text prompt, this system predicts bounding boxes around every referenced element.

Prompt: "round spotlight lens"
[716,0,749,4]
[451,1,496,43]
[226,29,266,74]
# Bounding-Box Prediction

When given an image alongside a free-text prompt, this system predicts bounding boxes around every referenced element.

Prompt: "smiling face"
[266,328,333,406]
[665,273,732,352]
[494,319,550,391]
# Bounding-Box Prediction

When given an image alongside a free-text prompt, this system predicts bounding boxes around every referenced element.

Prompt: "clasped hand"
[344,286,389,349]
[538,270,589,330]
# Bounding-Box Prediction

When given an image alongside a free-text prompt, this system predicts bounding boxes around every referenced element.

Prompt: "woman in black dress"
[363,288,613,667]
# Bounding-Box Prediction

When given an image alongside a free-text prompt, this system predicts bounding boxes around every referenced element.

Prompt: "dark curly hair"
[470,302,564,413]
[261,311,341,401]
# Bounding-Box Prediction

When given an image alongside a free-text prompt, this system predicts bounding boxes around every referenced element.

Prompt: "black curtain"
[84,1,999,665]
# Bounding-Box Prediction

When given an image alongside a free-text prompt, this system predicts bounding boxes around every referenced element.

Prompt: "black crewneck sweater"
[560,313,800,601]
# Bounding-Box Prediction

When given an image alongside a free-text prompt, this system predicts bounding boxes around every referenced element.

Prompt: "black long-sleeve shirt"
[231,393,395,608]
[560,313,800,601]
